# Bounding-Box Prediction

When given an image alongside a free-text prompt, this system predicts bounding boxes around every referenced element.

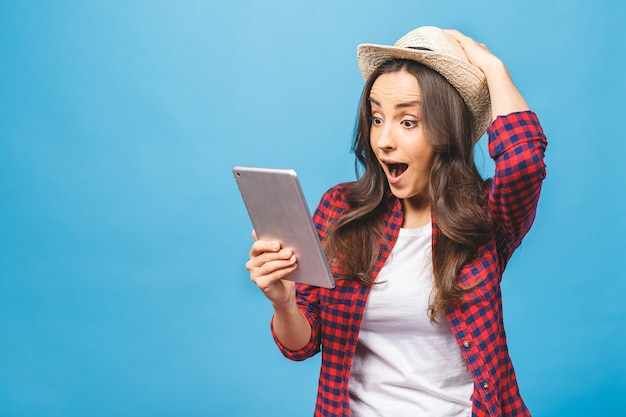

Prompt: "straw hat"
[357,26,491,143]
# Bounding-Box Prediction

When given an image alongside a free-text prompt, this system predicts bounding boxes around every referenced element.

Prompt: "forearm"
[481,57,530,119]
[272,301,312,351]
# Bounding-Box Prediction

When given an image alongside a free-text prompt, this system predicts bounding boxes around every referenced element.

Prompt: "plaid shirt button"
[481,382,490,390]
[462,340,471,348]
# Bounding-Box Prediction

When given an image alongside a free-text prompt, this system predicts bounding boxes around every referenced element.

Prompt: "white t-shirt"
[349,224,473,417]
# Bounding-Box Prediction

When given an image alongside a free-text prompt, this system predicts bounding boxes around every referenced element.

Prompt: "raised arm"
[447,29,547,265]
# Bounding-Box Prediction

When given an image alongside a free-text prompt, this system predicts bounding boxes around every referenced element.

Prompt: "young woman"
[246,26,547,417]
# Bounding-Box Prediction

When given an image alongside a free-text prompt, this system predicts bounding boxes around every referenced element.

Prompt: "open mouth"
[387,162,408,178]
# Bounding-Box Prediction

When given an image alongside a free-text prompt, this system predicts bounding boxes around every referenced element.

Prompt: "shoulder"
[313,182,360,226]
[312,182,354,239]
[318,182,352,209]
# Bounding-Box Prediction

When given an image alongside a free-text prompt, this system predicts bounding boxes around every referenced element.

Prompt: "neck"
[401,196,431,228]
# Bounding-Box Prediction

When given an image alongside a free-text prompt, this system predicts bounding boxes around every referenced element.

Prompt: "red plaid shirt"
[272,111,547,417]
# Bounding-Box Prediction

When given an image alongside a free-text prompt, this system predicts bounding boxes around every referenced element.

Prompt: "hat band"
[407,46,433,51]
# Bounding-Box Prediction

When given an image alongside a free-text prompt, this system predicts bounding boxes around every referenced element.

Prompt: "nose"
[373,124,395,152]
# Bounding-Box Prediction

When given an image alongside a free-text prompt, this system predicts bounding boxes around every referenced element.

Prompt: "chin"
[389,185,426,202]
[388,187,410,200]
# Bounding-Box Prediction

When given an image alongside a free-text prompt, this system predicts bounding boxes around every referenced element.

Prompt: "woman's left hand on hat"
[445,29,501,73]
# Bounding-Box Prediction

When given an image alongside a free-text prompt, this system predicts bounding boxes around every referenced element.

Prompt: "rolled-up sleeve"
[487,110,548,261]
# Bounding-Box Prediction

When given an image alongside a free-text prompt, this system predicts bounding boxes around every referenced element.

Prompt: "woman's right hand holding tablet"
[246,230,312,351]
[246,230,298,307]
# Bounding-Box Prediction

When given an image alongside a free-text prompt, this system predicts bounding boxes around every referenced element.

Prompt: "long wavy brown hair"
[324,59,493,319]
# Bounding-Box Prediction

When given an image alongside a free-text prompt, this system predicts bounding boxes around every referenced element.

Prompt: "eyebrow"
[369,97,421,109]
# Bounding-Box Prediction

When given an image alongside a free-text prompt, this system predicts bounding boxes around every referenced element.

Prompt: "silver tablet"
[233,166,335,289]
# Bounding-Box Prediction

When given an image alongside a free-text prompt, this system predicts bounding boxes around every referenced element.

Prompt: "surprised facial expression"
[369,70,435,205]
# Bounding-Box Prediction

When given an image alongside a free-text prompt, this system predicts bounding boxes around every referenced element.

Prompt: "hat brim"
[357,44,491,143]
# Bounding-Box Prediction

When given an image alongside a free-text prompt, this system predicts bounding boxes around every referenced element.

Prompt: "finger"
[247,248,294,273]
[249,239,282,257]
[248,255,298,285]
[444,29,466,43]
[253,257,297,281]
[251,229,258,240]
[445,29,480,49]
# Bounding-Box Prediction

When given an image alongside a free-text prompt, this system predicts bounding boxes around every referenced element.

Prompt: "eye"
[402,119,418,128]
[371,116,383,126]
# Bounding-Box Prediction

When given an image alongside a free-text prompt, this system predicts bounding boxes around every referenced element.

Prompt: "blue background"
[1,1,625,416]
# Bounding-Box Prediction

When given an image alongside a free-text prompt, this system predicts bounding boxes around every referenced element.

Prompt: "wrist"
[272,297,299,316]
[478,56,506,77]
